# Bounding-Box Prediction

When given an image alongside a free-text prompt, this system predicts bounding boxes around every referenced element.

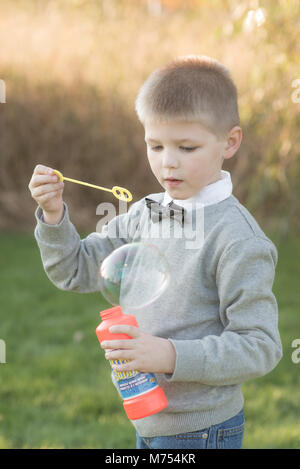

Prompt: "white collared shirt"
[162,170,233,210]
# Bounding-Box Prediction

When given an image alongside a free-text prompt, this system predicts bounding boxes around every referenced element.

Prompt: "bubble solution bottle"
[96,305,168,420]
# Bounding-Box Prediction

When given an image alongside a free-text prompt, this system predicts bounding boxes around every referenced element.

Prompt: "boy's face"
[144,120,228,200]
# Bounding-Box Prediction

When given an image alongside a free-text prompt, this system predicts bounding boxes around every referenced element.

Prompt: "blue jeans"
[136,408,244,449]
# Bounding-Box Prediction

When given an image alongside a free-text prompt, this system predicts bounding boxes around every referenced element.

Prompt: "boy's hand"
[101,325,176,374]
[28,164,65,223]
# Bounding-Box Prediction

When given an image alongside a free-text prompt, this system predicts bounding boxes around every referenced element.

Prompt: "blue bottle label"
[110,359,158,400]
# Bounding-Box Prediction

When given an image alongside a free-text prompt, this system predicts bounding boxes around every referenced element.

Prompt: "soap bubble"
[99,242,170,311]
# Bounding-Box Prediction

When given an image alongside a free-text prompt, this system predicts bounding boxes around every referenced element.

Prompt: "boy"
[29,55,282,449]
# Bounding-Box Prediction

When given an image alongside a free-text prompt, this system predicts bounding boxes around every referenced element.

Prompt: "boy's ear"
[223,126,242,160]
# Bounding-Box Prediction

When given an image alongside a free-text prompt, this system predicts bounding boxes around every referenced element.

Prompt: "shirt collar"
[161,170,232,210]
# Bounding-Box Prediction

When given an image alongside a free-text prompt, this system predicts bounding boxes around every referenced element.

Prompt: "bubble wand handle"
[53,169,132,202]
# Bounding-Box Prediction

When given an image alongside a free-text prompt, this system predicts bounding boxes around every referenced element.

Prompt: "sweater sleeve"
[164,236,283,386]
[34,201,138,293]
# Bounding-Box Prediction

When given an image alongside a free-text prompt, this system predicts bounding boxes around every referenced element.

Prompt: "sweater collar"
[161,170,232,211]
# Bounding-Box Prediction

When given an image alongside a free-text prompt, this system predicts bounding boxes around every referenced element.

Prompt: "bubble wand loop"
[53,169,133,202]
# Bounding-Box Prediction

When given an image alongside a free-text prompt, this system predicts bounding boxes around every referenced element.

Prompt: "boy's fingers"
[31,174,59,188]
[29,165,55,189]
[109,325,140,337]
[34,164,54,175]
[105,349,135,360]
[33,181,63,196]
[38,189,61,201]
[101,339,136,350]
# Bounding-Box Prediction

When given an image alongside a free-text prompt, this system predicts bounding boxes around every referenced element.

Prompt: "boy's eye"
[151,146,163,151]
[180,147,198,151]
[150,146,198,152]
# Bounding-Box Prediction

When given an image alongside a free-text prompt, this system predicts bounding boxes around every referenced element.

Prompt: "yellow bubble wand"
[53,169,132,202]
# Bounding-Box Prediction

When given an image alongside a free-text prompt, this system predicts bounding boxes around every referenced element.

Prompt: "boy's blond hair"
[135,55,240,140]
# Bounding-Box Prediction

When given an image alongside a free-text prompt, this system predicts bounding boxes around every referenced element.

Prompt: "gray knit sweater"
[34,193,282,437]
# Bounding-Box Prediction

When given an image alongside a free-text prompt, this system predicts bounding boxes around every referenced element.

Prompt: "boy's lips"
[165,178,183,186]
[164,177,182,181]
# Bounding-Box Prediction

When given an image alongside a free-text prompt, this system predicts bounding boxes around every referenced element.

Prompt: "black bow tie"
[145,197,185,225]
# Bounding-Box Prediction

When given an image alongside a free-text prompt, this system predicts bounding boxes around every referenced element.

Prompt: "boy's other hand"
[28,164,65,224]
[100,325,176,375]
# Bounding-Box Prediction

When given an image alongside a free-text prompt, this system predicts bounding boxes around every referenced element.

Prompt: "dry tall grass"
[0,0,299,235]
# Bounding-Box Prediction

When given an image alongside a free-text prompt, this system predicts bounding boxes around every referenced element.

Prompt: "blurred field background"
[1,0,300,449]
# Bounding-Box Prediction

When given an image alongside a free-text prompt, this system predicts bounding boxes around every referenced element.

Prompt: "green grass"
[0,230,299,448]
[0,230,136,449]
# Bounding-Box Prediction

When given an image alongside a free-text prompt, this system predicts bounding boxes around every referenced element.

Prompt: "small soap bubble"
[99,242,170,311]
[73,331,84,343]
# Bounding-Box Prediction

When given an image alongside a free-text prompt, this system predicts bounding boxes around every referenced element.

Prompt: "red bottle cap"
[100,305,122,320]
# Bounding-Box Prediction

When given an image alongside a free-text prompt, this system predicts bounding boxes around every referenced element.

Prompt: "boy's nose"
[162,151,179,168]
